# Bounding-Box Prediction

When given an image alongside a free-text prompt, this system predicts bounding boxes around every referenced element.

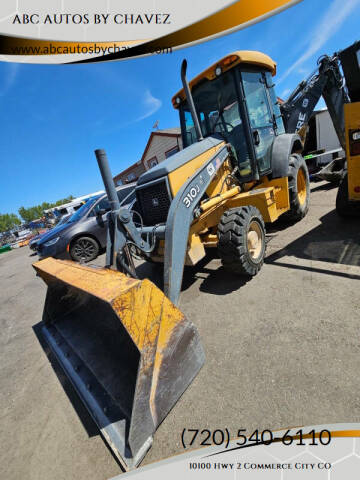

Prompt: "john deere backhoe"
[34,50,311,469]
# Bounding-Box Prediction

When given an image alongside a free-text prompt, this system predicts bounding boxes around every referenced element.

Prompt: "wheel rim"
[73,239,96,260]
[297,168,307,206]
[247,221,263,260]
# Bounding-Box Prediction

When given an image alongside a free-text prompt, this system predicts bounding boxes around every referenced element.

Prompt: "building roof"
[154,127,181,135]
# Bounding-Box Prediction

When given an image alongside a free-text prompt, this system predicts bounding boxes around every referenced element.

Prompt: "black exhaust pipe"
[95,149,120,212]
[181,59,203,142]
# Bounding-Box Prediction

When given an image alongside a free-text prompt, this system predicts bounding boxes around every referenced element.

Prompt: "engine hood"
[137,136,224,186]
[37,222,73,245]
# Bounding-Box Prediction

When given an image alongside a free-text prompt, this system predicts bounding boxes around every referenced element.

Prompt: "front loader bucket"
[33,257,204,470]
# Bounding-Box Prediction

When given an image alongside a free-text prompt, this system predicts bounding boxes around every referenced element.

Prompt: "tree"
[18,195,74,222]
[0,213,21,233]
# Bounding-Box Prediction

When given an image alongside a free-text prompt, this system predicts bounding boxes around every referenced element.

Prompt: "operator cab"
[173,51,285,181]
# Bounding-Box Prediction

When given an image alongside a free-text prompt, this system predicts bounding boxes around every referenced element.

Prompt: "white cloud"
[103,89,162,131]
[297,67,310,76]
[280,88,291,99]
[136,89,162,122]
[0,63,20,96]
[278,0,360,84]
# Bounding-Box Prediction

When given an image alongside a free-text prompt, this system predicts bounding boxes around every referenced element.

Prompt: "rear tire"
[70,236,99,262]
[336,174,360,217]
[282,154,310,222]
[217,206,266,276]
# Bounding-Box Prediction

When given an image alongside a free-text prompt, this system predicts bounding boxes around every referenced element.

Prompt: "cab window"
[265,71,285,134]
[241,71,274,173]
[181,70,252,177]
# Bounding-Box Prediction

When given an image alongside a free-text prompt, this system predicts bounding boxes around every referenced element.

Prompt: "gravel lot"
[1,181,359,480]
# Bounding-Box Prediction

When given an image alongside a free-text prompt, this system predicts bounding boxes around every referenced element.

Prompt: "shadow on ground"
[310,182,338,193]
[136,253,250,296]
[137,207,360,292]
[266,209,360,279]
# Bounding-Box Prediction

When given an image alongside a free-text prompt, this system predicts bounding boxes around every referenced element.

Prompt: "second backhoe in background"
[280,40,360,217]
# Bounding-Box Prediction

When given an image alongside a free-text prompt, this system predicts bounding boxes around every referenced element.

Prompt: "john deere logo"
[152,198,159,207]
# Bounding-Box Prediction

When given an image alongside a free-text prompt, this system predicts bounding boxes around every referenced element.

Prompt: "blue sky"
[0,0,359,215]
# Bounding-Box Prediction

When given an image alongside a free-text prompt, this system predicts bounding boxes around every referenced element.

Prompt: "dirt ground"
[0,181,359,480]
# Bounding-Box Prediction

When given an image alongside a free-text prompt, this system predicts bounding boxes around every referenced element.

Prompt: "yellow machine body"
[168,141,226,196]
[344,102,360,202]
[186,176,289,266]
[150,138,291,266]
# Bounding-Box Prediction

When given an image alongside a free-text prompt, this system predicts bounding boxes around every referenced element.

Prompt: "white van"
[44,191,105,223]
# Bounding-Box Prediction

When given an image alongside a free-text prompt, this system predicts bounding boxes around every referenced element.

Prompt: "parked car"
[29,214,71,251]
[14,228,32,240]
[36,184,135,262]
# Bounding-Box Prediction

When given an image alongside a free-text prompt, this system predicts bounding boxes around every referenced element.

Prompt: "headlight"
[44,237,60,247]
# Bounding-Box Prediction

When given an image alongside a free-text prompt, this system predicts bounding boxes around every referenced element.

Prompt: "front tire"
[70,236,99,262]
[283,154,310,222]
[217,206,266,276]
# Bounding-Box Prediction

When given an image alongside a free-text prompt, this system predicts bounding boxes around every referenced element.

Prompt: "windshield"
[89,186,136,216]
[68,196,100,223]
[56,215,70,226]
[182,70,242,144]
[180,69,251,173]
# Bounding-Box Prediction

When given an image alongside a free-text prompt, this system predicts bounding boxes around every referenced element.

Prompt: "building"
[141,128,182,170]
[114,128,182,185]
[114,160,146,186]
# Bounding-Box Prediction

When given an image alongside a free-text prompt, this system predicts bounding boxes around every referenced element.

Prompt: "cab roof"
[172,50,276,108]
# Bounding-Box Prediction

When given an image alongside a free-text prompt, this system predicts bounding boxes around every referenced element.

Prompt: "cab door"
[241,71,275,175]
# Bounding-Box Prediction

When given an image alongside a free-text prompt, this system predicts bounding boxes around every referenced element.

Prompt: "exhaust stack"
[181,59,204,142]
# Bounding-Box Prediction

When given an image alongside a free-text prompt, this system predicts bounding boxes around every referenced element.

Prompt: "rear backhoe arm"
[281,53,349,149]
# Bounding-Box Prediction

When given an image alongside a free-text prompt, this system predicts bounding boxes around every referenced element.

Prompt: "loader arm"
[164,144,230,305]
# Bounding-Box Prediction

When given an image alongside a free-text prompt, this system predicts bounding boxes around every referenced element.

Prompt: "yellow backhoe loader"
[34,50,311,469]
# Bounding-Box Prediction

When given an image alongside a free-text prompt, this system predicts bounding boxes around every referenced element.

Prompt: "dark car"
[37,184,135,262]
[29,214,71,251]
